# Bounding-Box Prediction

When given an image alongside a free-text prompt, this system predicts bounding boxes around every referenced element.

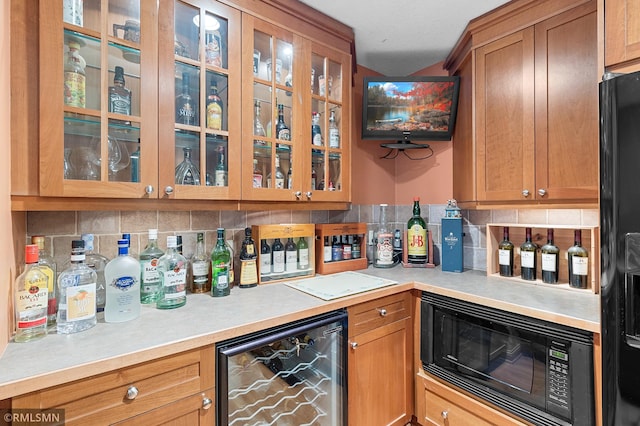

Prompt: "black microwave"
[420,292,594,426]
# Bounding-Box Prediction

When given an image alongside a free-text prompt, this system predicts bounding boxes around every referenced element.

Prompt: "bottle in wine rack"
[520,227,537,281]
[498,227,514,277]
[540,228,559,284]
[568,229,589,288]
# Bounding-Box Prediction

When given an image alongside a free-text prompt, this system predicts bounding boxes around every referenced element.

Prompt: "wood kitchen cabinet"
[447,0,598,207]
[10,346,215,425]
[347,292,413,426]
[605,0,640,70]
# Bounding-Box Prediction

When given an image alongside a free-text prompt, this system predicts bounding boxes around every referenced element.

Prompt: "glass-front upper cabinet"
[158,0,241,199]
[39,0,158,198]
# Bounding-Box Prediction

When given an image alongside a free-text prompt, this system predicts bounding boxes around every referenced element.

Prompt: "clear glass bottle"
[275,104,291,140]
[271,238,285,273]
[520,227,538,281]
[175,72,197,125]
[252,158,263,188]
[14,244,48,342]
[328,110,340,148]
[407,197,427,264]
[31,236,57,329]
[104,239,141,323]
[260,239,271,276]
[191,232,210,293]
[297,236,309,270]
[267,154,285,189]
[109,66,131,121]
[374,204,394,267]
[239,227,258,288]
[498,227,514,277]
[254,100,267,145]
[156,236,187,309]
[206,79,223,130]
[311,112,323,146]
[64,40,86,108]
[175,147,201,185]
[139,229,164,304]
[81,234,108,313]
[541,228,560,284]
[568,229,589,288]
[285,237,297,272]
[57,240,97,334]
[214,146,227,187]
[211,228,231,297]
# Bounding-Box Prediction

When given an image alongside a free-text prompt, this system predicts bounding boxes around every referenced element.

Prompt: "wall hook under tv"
[379,134,434,160]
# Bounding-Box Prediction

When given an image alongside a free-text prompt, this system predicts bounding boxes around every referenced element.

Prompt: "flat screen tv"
[362,76,460,143]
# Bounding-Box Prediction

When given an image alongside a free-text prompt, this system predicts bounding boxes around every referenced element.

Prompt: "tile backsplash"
[25,205,599,272]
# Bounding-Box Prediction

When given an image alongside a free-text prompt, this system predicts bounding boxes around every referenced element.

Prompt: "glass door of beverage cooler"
[158,0,241,200]
[216,310,347,426]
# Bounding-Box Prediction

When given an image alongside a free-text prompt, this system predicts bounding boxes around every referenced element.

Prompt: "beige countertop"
[0,266,600,401]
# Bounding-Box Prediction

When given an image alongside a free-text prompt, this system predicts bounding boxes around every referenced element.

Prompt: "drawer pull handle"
[125,386,139,400]
[202,396,213,410]
[441,410,448,419]
[378,308,387,317]
[351,342,358,349]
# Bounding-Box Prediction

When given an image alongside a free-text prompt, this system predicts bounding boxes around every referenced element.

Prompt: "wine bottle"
[297,236,309,270]
[271,238,285,273]
[342,235,352,260]
[498,227,514,277]
[239,227,258,288]
[323,236,332,263]
[568,229,589,288]
[540,229,560,284]
[206,80,223,130]
[260,239,271,275]
[332,236,343,261]
[211,228,231,297]
[275,104,291,140]
[284,237,297,272]
[407,197,427,264]
[520,227,538,281]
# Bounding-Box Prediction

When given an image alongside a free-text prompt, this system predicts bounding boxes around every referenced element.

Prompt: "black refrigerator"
[601,70,640,425]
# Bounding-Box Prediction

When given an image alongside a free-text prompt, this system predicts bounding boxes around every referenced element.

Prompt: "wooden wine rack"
[315,223,368,275]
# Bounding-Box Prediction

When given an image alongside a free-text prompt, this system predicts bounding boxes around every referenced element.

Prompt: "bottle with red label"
[407,197,427,264]
[14,245,49,342]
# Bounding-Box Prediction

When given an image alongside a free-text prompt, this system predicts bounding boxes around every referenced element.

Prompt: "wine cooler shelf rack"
[486,223,600,294]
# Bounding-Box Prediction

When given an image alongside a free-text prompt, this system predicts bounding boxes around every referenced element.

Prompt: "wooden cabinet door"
[534,1,598,201]
[113,388,214,425]
[605,0,640,68]
[348,317,412,426]
[475,28,535,202]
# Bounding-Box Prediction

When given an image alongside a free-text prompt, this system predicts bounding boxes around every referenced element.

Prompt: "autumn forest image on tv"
[365,81,456,133]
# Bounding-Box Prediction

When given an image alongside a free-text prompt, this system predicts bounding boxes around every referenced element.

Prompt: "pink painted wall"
[351,62,453,206]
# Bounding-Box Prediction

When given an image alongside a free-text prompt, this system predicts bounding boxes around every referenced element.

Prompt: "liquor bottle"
[267,155,285,189]
[14,245,48,342]
[287,164,293,189]
[374,204,394,267]
[352,235,361,259]
[108,66,132,121]
[57,240,97,334]
[342,235,352,260]
[206,80,223,130]
[323,236,332,263]
[260,239,271,275]
[328,110,340,148]
[285,237,298,272]
[540,229,560,284]
[191,232,210,293]
[271,238,285,273]
[311,112,323,146]
[130,143,140,183]
[332,236,343,261]
[498,227,514,277]
[275,104,291,140]
[254,100,267,145]
[31,236,57,329]
[156,236,187,309]
[214,146,227,187]
[407,197,427,264]
[139,229,164,304]
[211,228,231,297]
[81,234,109,313]
[568,229,589,288]
[175,72,197,125]
[239,227,258,288]
[520,227,538,281]
[175,147,201,185]
[297,236,309,270]
[122,233,137,259]
[64,40,86,108]
[252,159,263,188]
[311,167,317,190]
[226,239,235,287]
[104,239,141,323]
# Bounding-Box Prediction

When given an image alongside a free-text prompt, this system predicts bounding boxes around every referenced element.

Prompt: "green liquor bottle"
[211,228,231,297]
[407,197,427,264]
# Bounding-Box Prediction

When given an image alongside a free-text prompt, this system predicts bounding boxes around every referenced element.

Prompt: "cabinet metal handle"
[378,308,387,317]
[144,185,154,195]
[294,191,302,199]
[164,186,174,195]
[306,191,312,199]
[538,188,547,197]
[202,395,212,410]
[125,385,139,400]
[441,410,448,419]
[522,189,530,197]
[351,342,358,349]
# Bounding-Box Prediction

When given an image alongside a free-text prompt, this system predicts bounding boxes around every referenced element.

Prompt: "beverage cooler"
[216,310,347,425]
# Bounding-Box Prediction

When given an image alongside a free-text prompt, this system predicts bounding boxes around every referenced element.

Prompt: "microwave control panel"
[547,343,570,410]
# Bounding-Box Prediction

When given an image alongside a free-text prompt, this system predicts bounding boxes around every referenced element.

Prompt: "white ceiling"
[298,0,511,76]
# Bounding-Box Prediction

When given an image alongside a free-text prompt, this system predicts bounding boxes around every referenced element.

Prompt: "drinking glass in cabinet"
[88,135,130,181]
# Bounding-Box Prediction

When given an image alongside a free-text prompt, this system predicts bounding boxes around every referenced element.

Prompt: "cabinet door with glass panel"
[39,0,158,198]
[241,15,304,201]
[157,0,241,200]
[307,40,351,202]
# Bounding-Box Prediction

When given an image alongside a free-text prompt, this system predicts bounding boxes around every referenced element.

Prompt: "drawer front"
[12,346,215,425]
[348,292,411,337]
